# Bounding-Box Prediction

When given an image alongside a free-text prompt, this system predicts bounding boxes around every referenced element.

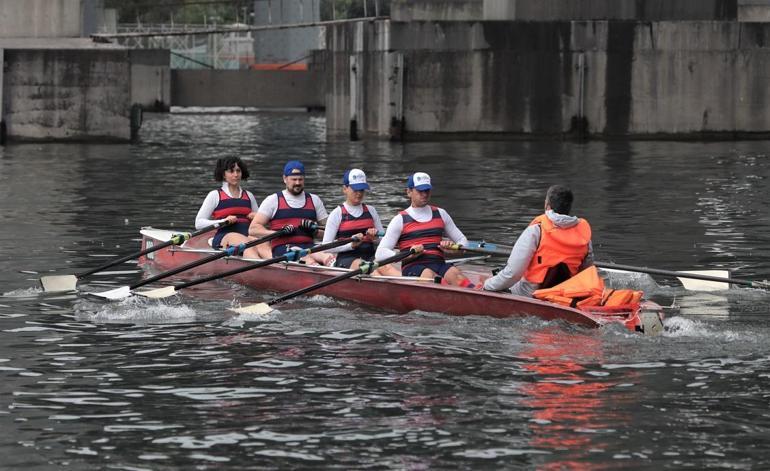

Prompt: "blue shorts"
[402,261,453,278]
[272,242,314,258]
[334,252,374,269]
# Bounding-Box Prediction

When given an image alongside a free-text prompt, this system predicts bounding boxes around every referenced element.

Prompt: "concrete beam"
[171,70,324,108]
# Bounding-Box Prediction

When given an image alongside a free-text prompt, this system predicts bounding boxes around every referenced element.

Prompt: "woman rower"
[321,169,400,276]
[195,157,271,259]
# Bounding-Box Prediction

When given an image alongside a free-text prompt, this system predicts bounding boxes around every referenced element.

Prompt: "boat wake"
[74,296,202,324]
[662,316,746,340]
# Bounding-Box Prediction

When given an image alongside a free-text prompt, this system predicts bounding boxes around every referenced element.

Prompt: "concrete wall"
[391,0,483,21]
[252,0,321,64]
[392,0,740,21]
[130,49,171,111]
[0,0,92,38]
[171,69,324,108]
[325,19,770,139]
[482,0,738,20]
[2,49,131,141]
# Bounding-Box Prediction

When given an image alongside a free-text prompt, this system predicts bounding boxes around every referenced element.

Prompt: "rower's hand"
[299,219,318,235]
[351,233,365,248]
[225,215,238,224]
[246,212,256,220]
[439,240,461,252]
[281,224,295,234]
[364,228,379,241]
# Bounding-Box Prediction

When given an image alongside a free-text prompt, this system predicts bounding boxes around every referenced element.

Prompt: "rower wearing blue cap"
[375,172,477,288]
[248,160,333,265]
[321,169,400,276]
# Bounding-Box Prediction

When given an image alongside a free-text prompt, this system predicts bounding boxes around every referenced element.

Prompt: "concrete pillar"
[0,48,5,145]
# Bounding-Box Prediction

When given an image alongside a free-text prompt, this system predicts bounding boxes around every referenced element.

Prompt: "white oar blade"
[87,286,132,301]
[639,311,664,336]
[230,303,274,316]
[677,270,730,292]
[40,275,78,293]
[136,286,177,299]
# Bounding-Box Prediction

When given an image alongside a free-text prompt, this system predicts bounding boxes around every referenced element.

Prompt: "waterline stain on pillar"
[604,22,635,135]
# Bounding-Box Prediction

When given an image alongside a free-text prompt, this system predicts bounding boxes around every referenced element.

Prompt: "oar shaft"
[173,237,356,291]
[76,221,232,279]
[267,250,414,307]
[595,261,760,287]
[130,229,288,290]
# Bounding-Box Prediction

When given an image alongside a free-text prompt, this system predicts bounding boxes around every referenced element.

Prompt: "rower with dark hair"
[481,185,594,297]
[195,157,267,259]
[248,160,333,265]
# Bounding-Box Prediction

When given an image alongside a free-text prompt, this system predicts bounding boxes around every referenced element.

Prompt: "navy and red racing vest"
[396,206,445,268]
[268,192,318,248]
[211,188,252,239]
[336,204,375,258]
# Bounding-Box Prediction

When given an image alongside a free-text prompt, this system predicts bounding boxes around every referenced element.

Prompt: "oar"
[463,241,751,292]
[89,228,293,300]
[444,242,510,257]
[39,221,235,293]
[595,262,770,291]
[137,236,361,299]
[231,248,419,316]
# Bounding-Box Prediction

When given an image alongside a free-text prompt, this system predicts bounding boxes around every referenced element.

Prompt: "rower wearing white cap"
[375,172,477,288]
[321,169,400,276]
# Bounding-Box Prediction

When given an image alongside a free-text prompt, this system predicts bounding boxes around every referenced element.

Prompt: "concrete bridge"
[325,0,770,140]
[5,0,770,142]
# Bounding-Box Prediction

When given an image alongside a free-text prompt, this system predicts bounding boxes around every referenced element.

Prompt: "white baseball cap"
[407,172,432,191]
[343,168,370,190]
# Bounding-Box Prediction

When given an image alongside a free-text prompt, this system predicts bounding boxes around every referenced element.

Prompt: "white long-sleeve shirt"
[195,183,259,229]
[483,210,594,297]
[322,203,385,253]
[375,205,468,260]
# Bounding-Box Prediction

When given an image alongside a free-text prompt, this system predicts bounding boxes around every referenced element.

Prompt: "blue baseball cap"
[407,172,432,191]
[283,160,305,176]
[343,168,370,191]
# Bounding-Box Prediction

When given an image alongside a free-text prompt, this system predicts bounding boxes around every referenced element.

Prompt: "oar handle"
[76,221,234,279]
[130,227,289,290]
[594,261,767,288]
[172,237,358,291]
[266,249,416,307]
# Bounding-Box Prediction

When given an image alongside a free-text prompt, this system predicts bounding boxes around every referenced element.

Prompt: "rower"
[375,172,476,287]
[194,157,263,259]
[248,160,333,265]
[481,185,594,297]
[321,169,400,276]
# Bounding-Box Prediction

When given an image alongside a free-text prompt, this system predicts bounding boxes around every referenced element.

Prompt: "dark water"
[1,112,770,469]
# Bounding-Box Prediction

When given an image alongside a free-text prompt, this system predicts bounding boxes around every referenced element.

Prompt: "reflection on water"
[1,112,770,469]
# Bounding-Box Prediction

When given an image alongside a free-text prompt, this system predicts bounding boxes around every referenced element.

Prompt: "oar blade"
[230,302,275,316]
[677,270,730,292]
[639,310,664,336]
[40,275,78,293]
[87,286,132,301]
[136,286,177,299]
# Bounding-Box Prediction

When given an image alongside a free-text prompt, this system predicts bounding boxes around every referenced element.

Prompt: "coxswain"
[482,185,594,296]
[195,157,265,259]
[375,172,476,287]
[322,169,400,276]
[248,160,333,265]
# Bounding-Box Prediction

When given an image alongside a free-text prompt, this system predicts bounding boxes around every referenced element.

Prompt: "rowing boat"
[137,228,665,335]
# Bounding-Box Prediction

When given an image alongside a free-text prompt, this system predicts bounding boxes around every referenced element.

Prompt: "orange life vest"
[532,266,644,309]
[524,214,592,284]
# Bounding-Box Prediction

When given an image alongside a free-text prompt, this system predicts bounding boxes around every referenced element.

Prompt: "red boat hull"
[138,229,664,334]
